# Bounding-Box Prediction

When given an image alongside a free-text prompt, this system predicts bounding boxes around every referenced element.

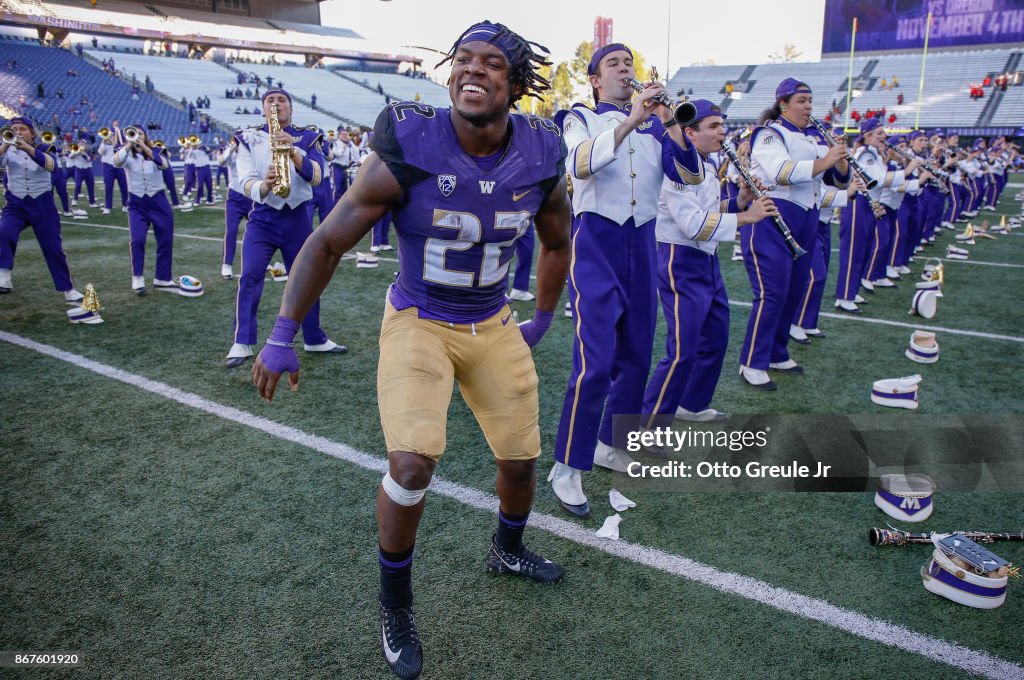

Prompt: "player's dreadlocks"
[437,21,552,107]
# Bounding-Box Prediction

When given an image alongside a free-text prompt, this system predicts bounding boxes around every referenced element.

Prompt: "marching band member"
[741,78,848,388]
[935,132,962,230]
[0,117,83,302]
[215,141,229,189]
[792,126,863,343]
[328,127,359,204]
[191,141,215,206]
[642,101,777,422]
[549,43,703,516]
[869,136,928,287]
[225,88,345,368]
[157,143,189,212]
[48,137,79,219]
[308,128,334,226]
[99,121,128,214]
[180,139,197,201]
[219,136,251,279]
[894,131,930,272]
[834,118,911,312]
[68,140,96,208]
[112,125,177,296]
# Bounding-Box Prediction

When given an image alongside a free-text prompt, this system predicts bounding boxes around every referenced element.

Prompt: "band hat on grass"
[871,374,922,410]
[910,289,940,319]
[906,330,939,365]
[922,534,1010,609]
[875,473,935,522]
[946,245,969,260]
[176,275,203,298]
[66,306,103,325]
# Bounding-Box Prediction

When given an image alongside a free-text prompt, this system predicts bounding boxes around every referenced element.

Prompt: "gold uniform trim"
[574,139,595,179]
[695,213,721,241]
[883,171,896,188]
[43,153,55,173]
[776,160,796,185]
[243,178,259,196]
[820,190,835,209]
[673,158,702,185]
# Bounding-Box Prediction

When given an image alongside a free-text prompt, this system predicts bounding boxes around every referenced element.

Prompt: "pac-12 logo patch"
[437,174,457,197]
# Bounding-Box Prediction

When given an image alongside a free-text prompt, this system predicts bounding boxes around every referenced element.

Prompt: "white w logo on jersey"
[900,497,922,511]
[479,180,495,194]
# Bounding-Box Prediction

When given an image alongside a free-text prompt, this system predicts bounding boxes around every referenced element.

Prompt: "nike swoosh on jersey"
[382,626,402,664]
[512,189,533,201]
[501,312,513,325]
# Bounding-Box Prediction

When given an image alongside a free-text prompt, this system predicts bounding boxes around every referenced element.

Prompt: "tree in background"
[767,43,804,64]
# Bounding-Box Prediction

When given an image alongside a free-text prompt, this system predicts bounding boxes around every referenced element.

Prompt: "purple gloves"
[258,315,300,373]
[518,310,554,348]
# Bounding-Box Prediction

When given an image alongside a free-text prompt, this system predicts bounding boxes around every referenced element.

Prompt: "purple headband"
[261,88,292,104]
[9,116,35,131]
[458,21,518,62]
[588,43,632,75]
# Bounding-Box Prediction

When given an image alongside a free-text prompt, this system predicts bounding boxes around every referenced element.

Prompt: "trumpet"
[177,136,188,146]
[326,129,336,140]
[40,130,56,145]
[187,134,200,146]
[124,126,141,143]
[153,140,165,149]
[622,71,697,128]
[70,143,82,155]
[1,126,18,145]
[808,116,878,190]
[98,126,111,140]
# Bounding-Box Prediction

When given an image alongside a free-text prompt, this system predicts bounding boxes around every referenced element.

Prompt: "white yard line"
[0,330,1021,680]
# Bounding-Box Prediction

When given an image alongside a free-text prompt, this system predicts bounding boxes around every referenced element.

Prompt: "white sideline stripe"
[72,221,231,244]
[0,329,1021,680]
[825,247,1024,269]
[727,300,1024,343]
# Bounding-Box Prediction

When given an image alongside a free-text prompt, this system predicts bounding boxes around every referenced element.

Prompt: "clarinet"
[869,527,1024,547]
[885,142,950,194]
[622,78,698,128]
[808,116,878,190]
[720,139,806,259]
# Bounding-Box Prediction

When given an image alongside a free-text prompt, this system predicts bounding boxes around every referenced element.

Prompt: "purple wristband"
[518,309,554,348]
[268,315,299,345]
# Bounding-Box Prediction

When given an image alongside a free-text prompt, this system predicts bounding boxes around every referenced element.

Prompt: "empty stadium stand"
[667,46,1023,134]
[0,40,205,143]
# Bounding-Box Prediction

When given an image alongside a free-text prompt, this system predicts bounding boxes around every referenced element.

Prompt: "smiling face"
[262,93,292,127]
[589,49,635,105]
[448,40,519,127]
[864,127,886,150]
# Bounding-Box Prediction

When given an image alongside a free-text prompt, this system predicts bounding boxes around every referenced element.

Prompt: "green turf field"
[1,178,1022,679]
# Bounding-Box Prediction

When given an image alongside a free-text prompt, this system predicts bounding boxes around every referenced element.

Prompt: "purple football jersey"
[373,102,566,323]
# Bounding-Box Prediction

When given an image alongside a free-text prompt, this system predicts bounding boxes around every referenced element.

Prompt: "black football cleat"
[486,535,564,584]
[379,602,423,680]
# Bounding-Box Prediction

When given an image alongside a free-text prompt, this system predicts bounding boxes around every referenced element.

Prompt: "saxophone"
[268,103,291,198]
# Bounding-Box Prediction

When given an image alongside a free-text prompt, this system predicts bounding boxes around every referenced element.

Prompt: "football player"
[251,21,572,680]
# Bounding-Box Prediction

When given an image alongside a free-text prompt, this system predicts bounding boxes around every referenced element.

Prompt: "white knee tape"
[382,471,427,507]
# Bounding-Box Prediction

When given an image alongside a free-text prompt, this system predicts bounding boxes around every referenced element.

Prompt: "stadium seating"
[668,47,1023,131]
[339,71,450,108]
[0,40,201,143]
[84,50,344,133]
